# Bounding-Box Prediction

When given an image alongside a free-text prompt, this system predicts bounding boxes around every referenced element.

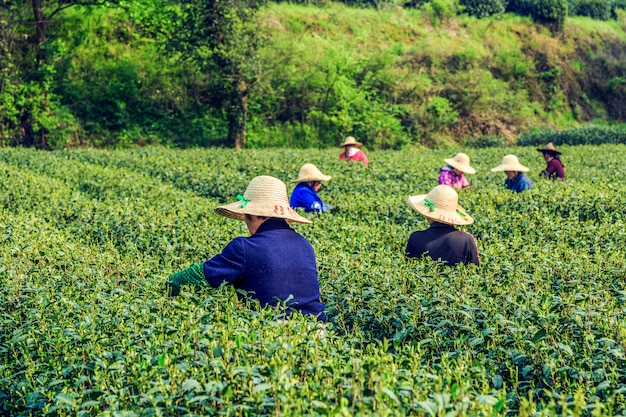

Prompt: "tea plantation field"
[1,145,625,416]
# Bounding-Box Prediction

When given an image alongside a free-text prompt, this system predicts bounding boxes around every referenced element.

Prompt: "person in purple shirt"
[405,185,480,266]
[438,152,476,190]
[166,175,326,321]
[290,163,333,213]
[537,143,565,180]
[491,154,533,193]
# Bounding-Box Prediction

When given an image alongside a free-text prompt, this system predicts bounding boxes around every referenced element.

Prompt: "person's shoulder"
[408,229,428,239]
[454,229,476,238]
[221,236,247,255]
[453,230,478,246]
[293,183,313,193]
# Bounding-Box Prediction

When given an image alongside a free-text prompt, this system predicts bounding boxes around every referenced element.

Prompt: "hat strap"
[237,194,250,208]
[424,198,435,212]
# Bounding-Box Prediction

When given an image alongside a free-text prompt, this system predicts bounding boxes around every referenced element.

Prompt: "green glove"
[166,263,206,296]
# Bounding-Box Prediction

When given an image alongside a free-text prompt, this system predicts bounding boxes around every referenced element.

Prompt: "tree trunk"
[32,0,45,64]
[230,77,248,150]
[19,0,47,148]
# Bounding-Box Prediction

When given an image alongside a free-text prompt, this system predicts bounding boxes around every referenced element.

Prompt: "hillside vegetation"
[257,3,626,148]
[1,1,626,148]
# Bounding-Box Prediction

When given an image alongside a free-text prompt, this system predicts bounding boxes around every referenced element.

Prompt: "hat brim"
[444,158,476,174]
[491,164,529,172]
[292,174,332,183]
[340,142,362,147]
[536,148,561,155]
[214,202,312,224]
[407,195,474,225]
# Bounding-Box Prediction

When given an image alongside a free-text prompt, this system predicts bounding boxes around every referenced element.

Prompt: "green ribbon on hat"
[237,194,249,208]
[456,209,467,217]
[423,198,435,212]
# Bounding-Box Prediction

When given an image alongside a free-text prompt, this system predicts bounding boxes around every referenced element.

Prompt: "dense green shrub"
[517,125,626,145]
[423,0,461,23]
[507,0,568,29]
[460,0,506,18]
[611,0,626,17]
[568,0,612,19]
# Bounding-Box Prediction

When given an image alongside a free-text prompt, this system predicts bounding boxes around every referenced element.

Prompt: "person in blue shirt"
[290,163,333,213]
[491,154,533,193]
[165,175,326,321]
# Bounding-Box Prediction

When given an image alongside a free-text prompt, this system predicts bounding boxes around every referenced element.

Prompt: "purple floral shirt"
[438,166,470,190]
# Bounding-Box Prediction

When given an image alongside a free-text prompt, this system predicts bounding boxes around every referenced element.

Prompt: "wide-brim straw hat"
[340,136,363,147]
[214,175,311,224]
[407,185,474,226]
[293,163,331,183]
[444,152,476,174]
[490,154,529,172]
[536,142,562,155]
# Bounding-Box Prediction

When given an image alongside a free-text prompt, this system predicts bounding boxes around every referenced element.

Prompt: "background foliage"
[1,145,626,415]
[1,1,626,149]
[518,124,626,145]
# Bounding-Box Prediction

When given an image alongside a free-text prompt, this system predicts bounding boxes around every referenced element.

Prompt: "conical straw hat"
[443,153,476,174]
[340,136,363,147]
[293,163,332,183]
[407,185,474,226]
[536,142,562,155]
[490,154,529,172]
[215,176,311,224]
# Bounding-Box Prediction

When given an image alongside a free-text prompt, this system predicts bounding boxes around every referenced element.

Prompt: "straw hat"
[490,154,529,172]
[340,136,363,147]
[214,176,311,224]
[407,185,474,226]
[443,153,476,174]
[536,142,562,155]
[293,163,331,183]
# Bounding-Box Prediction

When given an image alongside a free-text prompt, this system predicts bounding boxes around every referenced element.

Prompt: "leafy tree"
[164,0,269,149]
[0,0,117,148]
[0,1,21,145]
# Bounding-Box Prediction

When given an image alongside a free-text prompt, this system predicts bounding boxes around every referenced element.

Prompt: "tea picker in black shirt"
[405,185,480,266]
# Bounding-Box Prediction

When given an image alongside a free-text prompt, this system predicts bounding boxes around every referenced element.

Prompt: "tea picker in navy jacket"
[405,185,480,266]
[166,175,326,321]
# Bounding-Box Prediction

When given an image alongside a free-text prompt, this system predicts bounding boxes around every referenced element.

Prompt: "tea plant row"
[1,145,625,415]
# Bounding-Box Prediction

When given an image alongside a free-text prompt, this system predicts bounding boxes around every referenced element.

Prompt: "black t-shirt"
[406,222,480,266]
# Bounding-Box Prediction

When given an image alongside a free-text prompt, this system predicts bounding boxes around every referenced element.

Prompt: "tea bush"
[1,145,625,415]
[518,125,626,146]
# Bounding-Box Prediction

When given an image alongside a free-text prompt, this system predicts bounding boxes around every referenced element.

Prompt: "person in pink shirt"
[438,153,476,190]
[339,136,369,166]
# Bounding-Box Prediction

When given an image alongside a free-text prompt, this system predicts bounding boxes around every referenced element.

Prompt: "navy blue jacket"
[406,222,480,266]
[203,218,326,321]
